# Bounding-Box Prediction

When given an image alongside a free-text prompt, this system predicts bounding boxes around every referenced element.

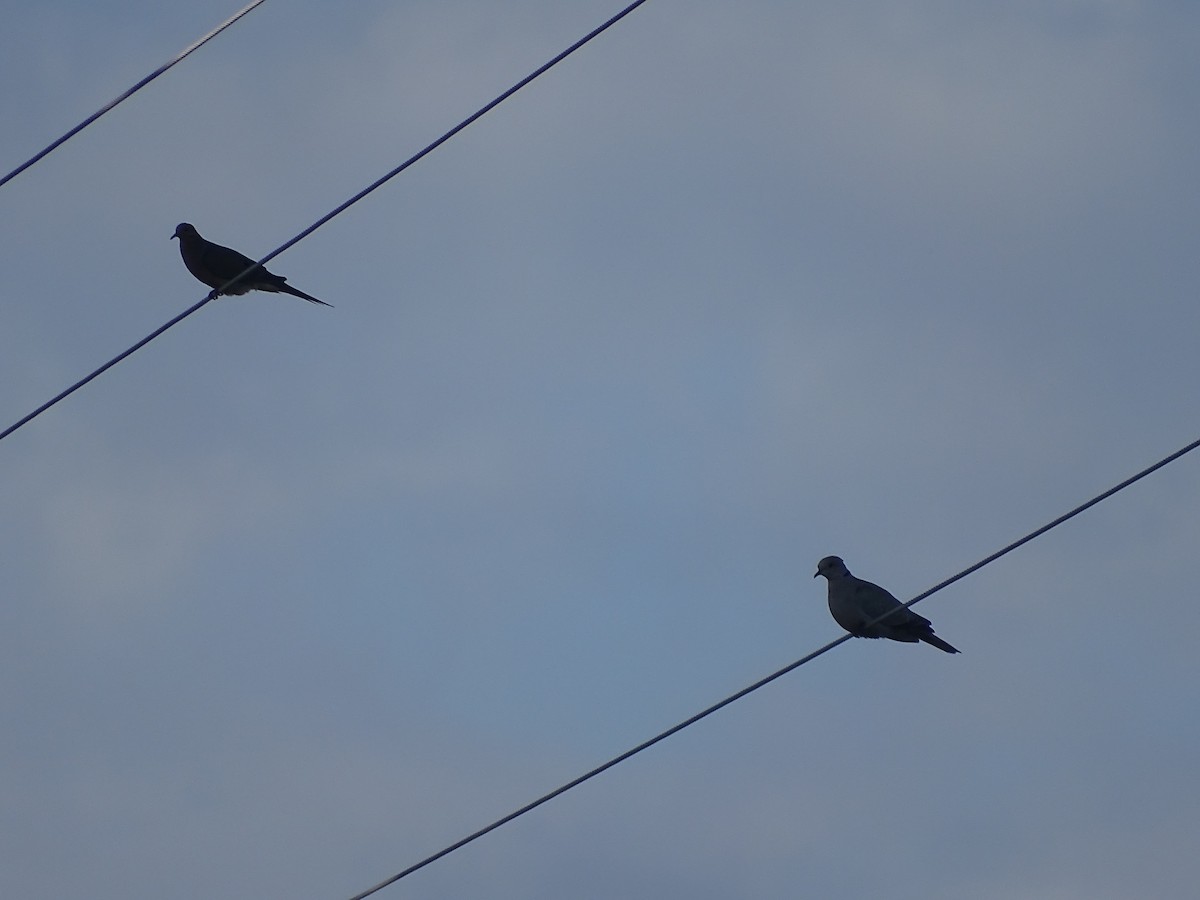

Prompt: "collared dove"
[814,556,959,654]
[171,223,331,306]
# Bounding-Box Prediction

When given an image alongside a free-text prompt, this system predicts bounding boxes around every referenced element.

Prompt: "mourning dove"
[171,223,331,307]
[814,556,959,654]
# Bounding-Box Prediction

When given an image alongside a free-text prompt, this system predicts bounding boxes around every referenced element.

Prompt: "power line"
[340,434,1200,900]
[0,296,215,444]
[0,0,651,446]
[0,0,270,191]
[889,436,1200,614]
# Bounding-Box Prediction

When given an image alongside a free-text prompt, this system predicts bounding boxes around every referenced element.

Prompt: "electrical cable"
[0,0,651,445]
[340,434,1200,900]
[0,0,270,190]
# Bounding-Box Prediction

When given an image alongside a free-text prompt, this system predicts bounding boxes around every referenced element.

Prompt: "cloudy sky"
[3,1,1199,898]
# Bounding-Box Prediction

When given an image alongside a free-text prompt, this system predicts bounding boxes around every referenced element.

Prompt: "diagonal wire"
[0,0,270,190]
[885,436,1200,615]
[341,435,1200,900]
[0,0,651,446]
[231,0,651,278]
[0,295,216,443]
[342,633,850,900]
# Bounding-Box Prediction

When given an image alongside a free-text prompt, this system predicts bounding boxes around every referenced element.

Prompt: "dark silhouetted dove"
[814,556,959,654]
[172,223,331,307]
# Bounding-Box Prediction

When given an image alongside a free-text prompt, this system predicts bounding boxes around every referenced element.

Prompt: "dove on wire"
[814,556,959,654]
[172,223,331,306]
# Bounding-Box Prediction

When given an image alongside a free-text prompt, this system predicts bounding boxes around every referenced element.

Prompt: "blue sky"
[2,2,1199,898]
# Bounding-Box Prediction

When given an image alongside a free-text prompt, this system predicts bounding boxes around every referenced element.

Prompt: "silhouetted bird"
[814,556,959,653]
[172,222,331,306]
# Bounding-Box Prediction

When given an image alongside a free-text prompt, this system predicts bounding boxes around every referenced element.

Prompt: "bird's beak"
[813,570,819,578]
[170,234,177,240]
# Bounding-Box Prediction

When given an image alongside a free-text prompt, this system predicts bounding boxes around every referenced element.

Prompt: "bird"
[171,223,331,306]
[814,555,959,653]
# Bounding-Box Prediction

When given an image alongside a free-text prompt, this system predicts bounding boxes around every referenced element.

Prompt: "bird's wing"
[852,579,928,625]
[852,580,899,616]
[201,241,266,283]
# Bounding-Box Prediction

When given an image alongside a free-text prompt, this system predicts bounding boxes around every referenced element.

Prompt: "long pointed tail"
[280,283,333,307]
[920,633,960,654]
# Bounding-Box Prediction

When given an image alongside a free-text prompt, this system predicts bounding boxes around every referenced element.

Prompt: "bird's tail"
[279,283,333,307]
[920,633,960,654]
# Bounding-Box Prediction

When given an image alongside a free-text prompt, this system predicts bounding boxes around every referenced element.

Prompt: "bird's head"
[171,223,197,241]
[814,555,848,580]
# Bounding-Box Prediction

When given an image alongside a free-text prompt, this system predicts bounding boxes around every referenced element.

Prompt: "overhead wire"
[0,0,652,446]
[4,3,1192,894]
[339,434,1200,900]
[0,0,270,190]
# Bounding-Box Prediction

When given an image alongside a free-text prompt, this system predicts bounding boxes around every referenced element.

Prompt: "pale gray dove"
[814,556,959,653]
